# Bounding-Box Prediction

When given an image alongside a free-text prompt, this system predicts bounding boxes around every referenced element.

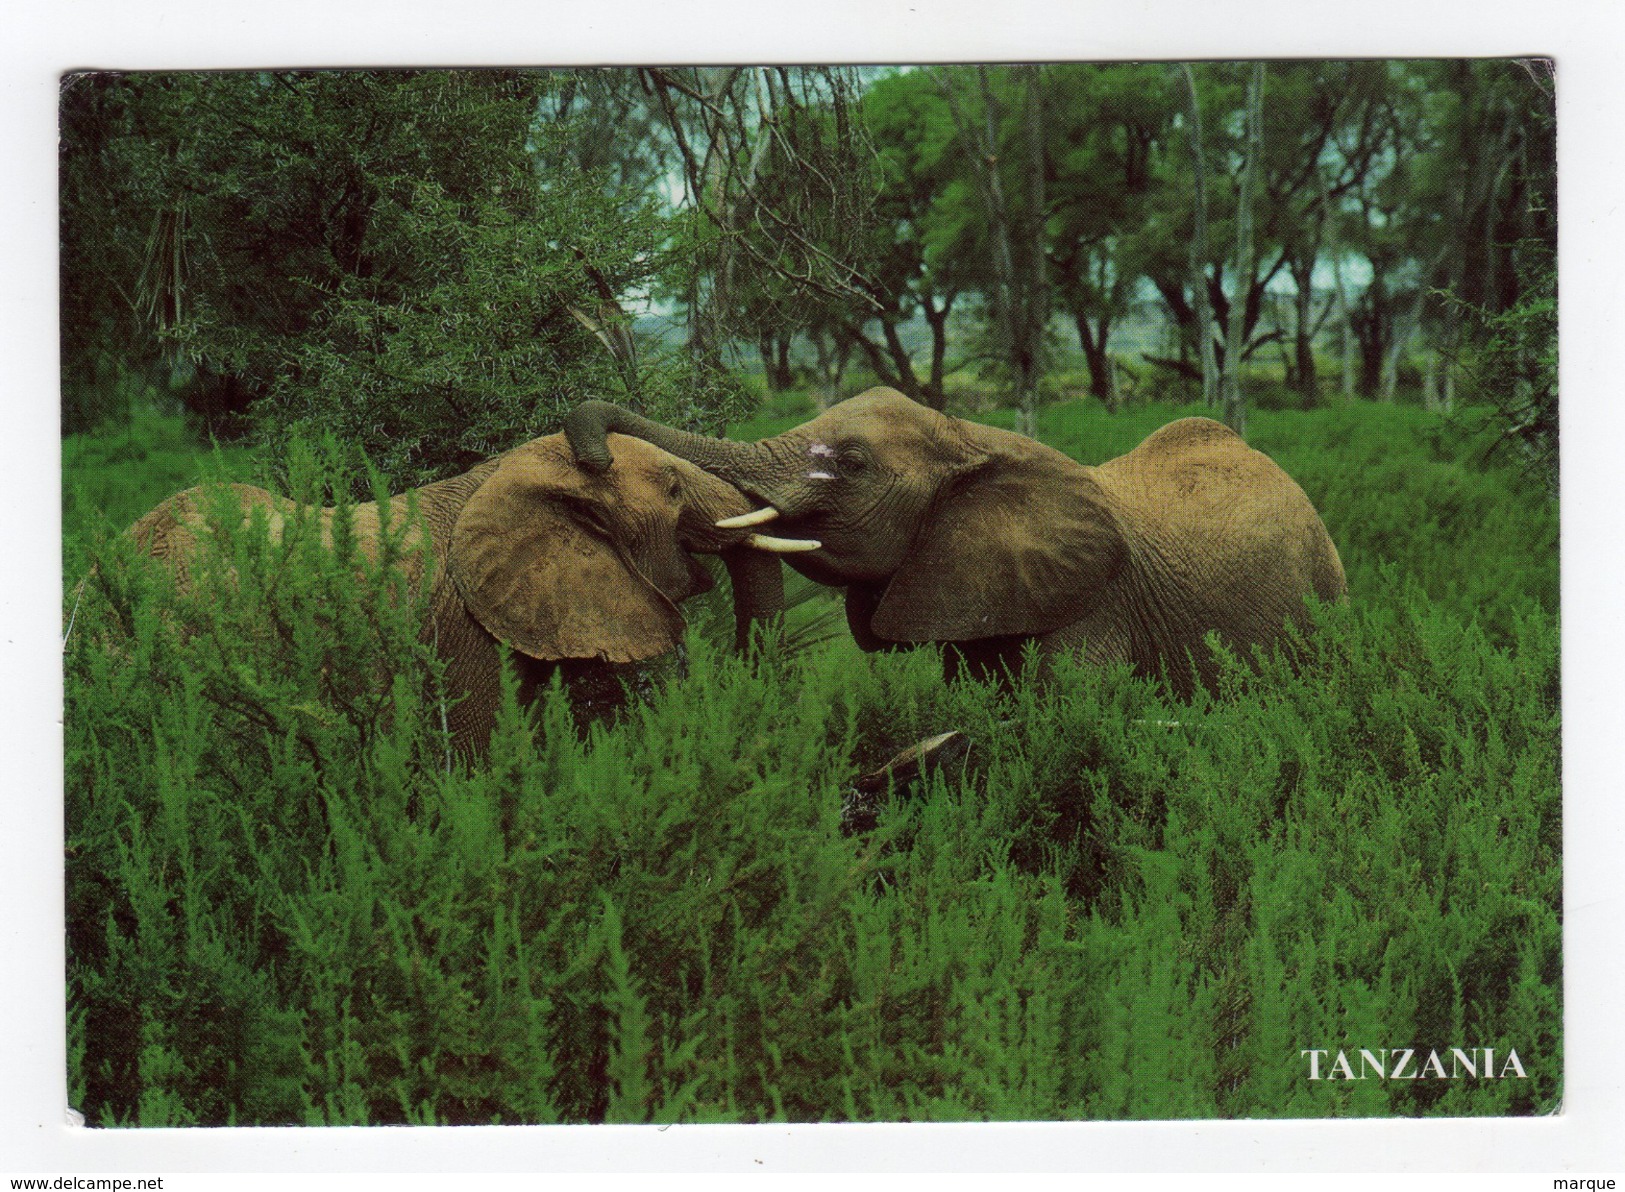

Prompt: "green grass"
[62,391,1560,1124]
[63,407,261,580]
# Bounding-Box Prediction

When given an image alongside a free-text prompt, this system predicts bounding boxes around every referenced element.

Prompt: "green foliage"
[62,407,262,581]
[1455,247,1558,493]
[58,70,744,491]
[64,400,1559,1124]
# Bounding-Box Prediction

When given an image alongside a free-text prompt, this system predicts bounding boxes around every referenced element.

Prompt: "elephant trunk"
[565,400,822,525]
[720,546,786,652]
[566,401,760,482]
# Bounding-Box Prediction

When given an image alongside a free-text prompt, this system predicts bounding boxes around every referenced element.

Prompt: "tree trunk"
[1290,257,1319,406]
[921,291,955,409]
[1076,313,1118,413]
[1219,63,1265,438]
[1181,64,1220,411]
[1331,254,1357,402]
[756,334,795,392]
[878,317,924,400]
[940,65,1048,438]
[1015,65,1047,438]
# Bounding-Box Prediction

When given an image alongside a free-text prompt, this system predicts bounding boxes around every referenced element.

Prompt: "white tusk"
[716,506,780,529]
[808,471,835,481]
[746,533,822,554]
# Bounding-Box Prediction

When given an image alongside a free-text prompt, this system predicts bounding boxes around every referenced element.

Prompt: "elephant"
[563,388,1347,696]
[126,432,809,753]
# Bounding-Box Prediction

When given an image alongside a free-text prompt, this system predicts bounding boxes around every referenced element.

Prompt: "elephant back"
[1093,417,1347,676]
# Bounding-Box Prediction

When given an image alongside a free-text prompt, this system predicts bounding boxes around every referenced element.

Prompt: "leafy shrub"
[64,403,1561,1124]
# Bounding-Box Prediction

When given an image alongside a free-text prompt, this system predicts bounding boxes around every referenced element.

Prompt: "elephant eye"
[838,449,868,473]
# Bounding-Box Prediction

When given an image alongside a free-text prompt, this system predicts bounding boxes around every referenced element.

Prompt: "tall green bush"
[64,404,1560,1124]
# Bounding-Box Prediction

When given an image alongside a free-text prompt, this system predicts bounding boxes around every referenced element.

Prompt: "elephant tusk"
[716,506,780,529]
[746,533,822,554]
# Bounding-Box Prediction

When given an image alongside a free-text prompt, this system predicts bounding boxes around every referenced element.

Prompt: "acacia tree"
[1143,62,1395,405]
[638,67,886,394]
[1260,62,1395,402]
[932,64,1050,436]
[1178,63,1220,409]
[1143,64,1281,391]
[1044,64,1175,412]
[837,68,971,408]
[60,73,168,432]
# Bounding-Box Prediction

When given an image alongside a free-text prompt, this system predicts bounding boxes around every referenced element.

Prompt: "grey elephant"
[564,388,1347,695]
[127,432,809,752]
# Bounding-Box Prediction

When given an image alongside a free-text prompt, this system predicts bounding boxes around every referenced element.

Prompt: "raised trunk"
[566,401,760,479]
[561,401,821,523]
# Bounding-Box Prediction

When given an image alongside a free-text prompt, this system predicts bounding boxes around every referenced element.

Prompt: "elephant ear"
[870,446,1128,643]
[448,444,686,663]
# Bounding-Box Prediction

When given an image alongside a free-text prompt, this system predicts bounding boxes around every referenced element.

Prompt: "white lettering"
[1304,1045,1529,1081]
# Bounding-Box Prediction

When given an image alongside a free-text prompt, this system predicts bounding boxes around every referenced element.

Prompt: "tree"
[1178,63,1220,410]
[638,67,885,389]
[843,68,970,407]
[60,73,170,432]
[1045,64,1176,412]
[933,65,1050,437]
[1218,63,1265,436]
[58,70,715,489]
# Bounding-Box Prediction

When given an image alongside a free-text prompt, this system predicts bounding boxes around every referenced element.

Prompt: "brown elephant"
[128,433,806,752]
[564,388,1347,695]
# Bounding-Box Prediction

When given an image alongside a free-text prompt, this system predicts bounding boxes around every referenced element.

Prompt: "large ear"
[870,443,1128,642]
[448,443,686,663]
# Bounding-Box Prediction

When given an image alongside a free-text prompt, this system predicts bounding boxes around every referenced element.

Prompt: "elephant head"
[564,390,1347,693]
[445,432,793,665]
[127,432,794,752]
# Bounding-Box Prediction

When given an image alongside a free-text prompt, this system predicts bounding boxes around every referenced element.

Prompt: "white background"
[4,0,1621,1177]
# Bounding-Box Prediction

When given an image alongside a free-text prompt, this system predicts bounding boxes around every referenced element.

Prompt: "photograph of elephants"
[60,61,1559,1125]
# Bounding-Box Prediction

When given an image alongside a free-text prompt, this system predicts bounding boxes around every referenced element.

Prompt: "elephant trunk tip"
[562,402,622,474]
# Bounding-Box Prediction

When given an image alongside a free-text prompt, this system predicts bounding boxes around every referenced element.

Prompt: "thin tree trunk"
[922,291,955,408]
[1016,65,1047,438]
[1291,257,1319,405]
[1076,313,1118,413]
[1181,64,1219,410]
[1331,254,1357,402]
[878,317,924,400]
[938,66,1048,437]
[1220,63,1265,437]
